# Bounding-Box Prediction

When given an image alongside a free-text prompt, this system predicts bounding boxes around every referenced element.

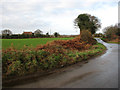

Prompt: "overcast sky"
[0,0,119,35]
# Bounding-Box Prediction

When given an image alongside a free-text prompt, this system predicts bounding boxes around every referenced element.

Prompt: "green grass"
[101,38,120,44]
[2,37,73,49]
[107,41,120,44]
[70,43,106,61]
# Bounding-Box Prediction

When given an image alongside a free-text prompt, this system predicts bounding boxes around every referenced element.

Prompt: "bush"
[80,30,97,45]
[54,32,60,37]
[94,33,105,38]
[104,24,120,40]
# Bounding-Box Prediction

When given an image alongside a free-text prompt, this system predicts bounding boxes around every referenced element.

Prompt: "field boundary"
[3,43,107,87]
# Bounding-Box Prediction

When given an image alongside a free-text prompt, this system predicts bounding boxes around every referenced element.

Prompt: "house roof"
[23,32,32,34]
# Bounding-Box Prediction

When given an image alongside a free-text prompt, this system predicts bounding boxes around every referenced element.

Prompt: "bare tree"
[103,24,120,39]
[2,29,12,35]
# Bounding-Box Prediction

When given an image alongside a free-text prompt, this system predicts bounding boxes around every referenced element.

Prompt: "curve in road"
[12,38,119,88]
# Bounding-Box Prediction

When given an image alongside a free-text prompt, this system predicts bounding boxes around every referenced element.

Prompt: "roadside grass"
[2,37,74,49]
[100,38,107,42]
[2,42,106,82]
[107,41,120,44]
[72,43,106,61]
[101,38,120,44]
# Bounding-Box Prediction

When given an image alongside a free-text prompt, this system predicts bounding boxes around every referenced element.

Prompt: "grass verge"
[107,41,120,44]
[101,38,120,44]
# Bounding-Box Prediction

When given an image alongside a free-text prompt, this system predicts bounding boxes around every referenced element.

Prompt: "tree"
[2,29,12,35]
[34,29,43,35]
[54,32,60,37]
[46,32,50,37]
[74,13,101,34]
[103,24,120,39]
[46,32,49,36]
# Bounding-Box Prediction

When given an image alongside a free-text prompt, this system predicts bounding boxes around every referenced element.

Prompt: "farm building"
[23,32,33,35]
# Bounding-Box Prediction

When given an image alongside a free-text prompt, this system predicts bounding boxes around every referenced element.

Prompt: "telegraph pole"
[50,29,51,37]
[50,29,51,35]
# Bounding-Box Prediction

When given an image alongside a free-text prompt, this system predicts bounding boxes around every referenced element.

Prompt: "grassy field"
[2,37,73,49]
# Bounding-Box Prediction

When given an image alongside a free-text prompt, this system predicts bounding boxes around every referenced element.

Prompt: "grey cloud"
[0,0,118,34]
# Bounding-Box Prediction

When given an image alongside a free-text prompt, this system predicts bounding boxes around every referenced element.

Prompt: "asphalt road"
[12,38,119,88]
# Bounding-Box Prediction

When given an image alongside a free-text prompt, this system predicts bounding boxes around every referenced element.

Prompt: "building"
[23,32,32,35]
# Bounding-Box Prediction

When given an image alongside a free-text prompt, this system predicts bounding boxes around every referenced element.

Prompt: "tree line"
[1,13,119,39]
[103,24,120,40]
[94,24,120,39]
[1,29,60,39]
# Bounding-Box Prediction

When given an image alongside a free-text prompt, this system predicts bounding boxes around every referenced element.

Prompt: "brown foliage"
[35,36,94,52]
[2,32,98,80]
[35,31,97,52]
[80,30,97,45]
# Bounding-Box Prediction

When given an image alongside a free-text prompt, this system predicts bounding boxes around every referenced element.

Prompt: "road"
[12,38,118,88]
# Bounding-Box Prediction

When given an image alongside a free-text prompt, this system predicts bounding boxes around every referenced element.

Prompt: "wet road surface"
[13,38,118,88]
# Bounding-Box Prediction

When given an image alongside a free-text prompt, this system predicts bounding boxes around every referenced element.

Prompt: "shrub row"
[2,34,50,39]
[2,42,106,80]
[2,33,104,81]
[2,45,71,80]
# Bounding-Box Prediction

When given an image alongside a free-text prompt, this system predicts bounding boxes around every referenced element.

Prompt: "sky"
[0,0,119,35]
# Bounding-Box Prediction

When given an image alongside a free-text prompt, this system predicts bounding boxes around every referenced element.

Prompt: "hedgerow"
[2,35,105,81]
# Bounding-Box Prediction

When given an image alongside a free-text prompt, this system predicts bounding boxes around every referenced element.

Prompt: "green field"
[2,37,73,49]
